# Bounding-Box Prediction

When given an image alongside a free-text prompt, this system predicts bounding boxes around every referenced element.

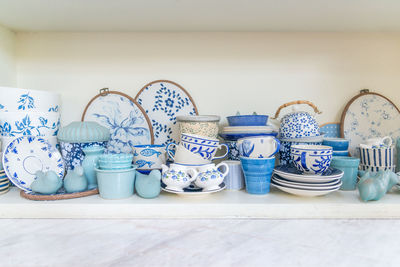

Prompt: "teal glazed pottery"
[57,121,110,170]
[63,166,88,193]
[357,170,399,201]
[240,156,275,194]
[82,146,105,189]
[96,166,137,199]
[397,137,400,172]
[31,171,63,195]
[135,170,161,199]
[331,156,359,190]
[98,153,133,170]
[322,138,350,151]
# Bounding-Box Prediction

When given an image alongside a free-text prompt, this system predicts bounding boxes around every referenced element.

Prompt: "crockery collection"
[0,85,399,203]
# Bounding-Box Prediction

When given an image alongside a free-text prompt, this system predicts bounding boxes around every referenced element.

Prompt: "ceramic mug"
[330,156,360,190]
[179,133,229,161]
[133,144,166,170]
[360,136,392,148]
[358,146,394,167]
[195,163,229,191]
[166,143,211,165]
[221,160,245,190]
[237,136,280,158]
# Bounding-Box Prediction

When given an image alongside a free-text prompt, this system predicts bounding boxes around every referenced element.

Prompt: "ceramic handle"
[166,142,177,161]
[216,162,229,177]
[267,138,281,158]
[272,100,322,119]
[212,143,230,161]
[186,168,199,182]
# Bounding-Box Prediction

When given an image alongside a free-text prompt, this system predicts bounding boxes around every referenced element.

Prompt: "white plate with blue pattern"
[273,165,343,183]
[2,136,65,192]
[83,90,154,153]
[135,80,198,146]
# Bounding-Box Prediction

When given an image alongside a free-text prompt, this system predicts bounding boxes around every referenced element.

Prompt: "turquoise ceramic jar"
[331,156,360,190]
[82,146,105,189]
[95,166,137,199]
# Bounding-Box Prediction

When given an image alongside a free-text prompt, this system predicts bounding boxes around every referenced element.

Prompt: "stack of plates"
[272,165,343,197]
[219,125,278,141]
[0,169,10,195]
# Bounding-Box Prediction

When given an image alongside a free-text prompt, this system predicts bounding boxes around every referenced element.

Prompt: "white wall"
[15,32,400,126]
[0,25,16,86]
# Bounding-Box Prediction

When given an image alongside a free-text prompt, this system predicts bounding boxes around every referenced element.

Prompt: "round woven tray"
[20,188,99,201]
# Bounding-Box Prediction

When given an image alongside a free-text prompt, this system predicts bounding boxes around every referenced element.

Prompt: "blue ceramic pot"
[96,166,137,199]
[240,156,275,194]
[226,115,268,126]
[322,138,349,151]
[331,156,360,190]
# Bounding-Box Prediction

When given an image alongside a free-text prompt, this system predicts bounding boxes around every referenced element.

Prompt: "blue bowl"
[332,150,349,157]
[240,156,275,194]
[227,115,268,126]
[322,138,350,151]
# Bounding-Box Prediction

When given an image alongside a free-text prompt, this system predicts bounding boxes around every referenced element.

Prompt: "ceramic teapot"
[161,164,198,191]
[195,163,229,191]
[271,100,322,139]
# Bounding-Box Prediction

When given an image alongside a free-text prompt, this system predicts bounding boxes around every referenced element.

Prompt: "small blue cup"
[96,166,137,199]
[331,156,360,190]
[322,138,350,151]
[240,156,275,194]
[332,150,349,157]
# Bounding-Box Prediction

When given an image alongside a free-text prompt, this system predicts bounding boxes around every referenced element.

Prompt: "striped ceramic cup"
[358,146,394,167]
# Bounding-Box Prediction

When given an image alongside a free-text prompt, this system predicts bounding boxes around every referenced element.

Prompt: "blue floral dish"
[274,165,343,178]
[291,145,333,175]
[227,115,268,126]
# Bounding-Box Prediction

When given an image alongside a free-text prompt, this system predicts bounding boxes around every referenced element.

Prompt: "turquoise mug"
[95,166,137,199]
[331,156,360,190]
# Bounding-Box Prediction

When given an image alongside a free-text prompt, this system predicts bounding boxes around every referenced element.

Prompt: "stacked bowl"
[219,114,278,160]
[0,87,61,151]
[322,138,349,157]
[0,168,10,195]
[272,145,343,196]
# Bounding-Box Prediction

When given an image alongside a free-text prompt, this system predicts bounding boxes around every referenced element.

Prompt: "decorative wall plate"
[82,90,153,153]
[319,123,340,138]
[341,90,400,157]
[2,136,64,192]
[135,80,198,146]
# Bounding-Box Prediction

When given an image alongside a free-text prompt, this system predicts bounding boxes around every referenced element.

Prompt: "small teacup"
[195,163,229,191]
[161,164,198,191]
[133,144,166,170]
[360,136,392,148]
[166,143,211,165]
[237,136,280,159]
[291,145,333,175]
[180,133,229,161]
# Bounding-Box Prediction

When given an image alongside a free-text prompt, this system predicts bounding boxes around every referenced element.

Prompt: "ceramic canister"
[132,144,166,170]
[221,160,245,190]
[330,156,360,190]
[358,146,394,167]
[177,115,220,139]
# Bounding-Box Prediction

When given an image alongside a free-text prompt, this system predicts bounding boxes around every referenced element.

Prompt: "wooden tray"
[20,188,99,201]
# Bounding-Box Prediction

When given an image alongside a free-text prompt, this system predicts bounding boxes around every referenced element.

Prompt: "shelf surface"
[1,187,399,219]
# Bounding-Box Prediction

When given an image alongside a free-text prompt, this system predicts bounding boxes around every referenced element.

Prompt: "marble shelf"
[0,187,399,219]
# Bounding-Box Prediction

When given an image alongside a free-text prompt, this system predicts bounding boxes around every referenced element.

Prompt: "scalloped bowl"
[98,153,134,170]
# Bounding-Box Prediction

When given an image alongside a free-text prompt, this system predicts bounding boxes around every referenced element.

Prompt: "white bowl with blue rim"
[290,145,333,175]
[0,111,60,137]
[0,87,60,112]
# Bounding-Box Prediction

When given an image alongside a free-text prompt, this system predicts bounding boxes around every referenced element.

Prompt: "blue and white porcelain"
[291,145,333,175]
[161,163,198,192]
[278,139,322,166]
[226,115,268,126]
[161,182,226,195]
[225,141,240,160]
[135,80,198,146]
[342,93,400,157]
[0,112,60,137]
[83,92,153,153]
[133,144,166,170]
[237,136,280,158]
[271,180,340,197]
[240,156,275,194]
[60,141,107,171]
[195,163,229,191]
[359,164,396,172]
[319,123,340,138]
[219,132,278,142]
[358,146,394,167]
[179,133,229,162]
[2,136,64,192]
[0,87,60,112]
[322,138,350,151]
[273,165,343,183]
[360,136,392,148]
[166,143,211,165]
[272,174,341,190]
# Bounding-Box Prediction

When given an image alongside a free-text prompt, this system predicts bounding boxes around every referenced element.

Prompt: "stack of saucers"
[0,169,10,195]
[272,165,343,197]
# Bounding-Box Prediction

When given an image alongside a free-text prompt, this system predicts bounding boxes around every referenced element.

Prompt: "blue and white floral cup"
[133,144,166,170]
[237,136,280,159]
[291,145,333,175]
[166,143,211,165]
[179,133,229,162]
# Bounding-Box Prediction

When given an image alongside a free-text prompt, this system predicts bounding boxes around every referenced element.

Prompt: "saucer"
[272,174,341,187]
[272,174,342,190]
[161,182,226,195]
[273,165,343,183]
[271,181,340,197]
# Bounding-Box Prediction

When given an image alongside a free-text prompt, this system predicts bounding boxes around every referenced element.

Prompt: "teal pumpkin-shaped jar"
[82,145,105,189]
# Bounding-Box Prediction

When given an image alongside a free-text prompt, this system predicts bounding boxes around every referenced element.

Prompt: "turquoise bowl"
[331,156,360,190]
[332,150,349,157]
[322,138,350,151]
[240,156,275,194]
[95,166,137,199]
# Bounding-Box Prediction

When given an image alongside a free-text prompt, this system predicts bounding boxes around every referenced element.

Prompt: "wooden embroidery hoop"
[81,88,154,144]
[134,80,199,115]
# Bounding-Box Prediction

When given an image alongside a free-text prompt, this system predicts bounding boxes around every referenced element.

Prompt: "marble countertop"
[0,218,399,267]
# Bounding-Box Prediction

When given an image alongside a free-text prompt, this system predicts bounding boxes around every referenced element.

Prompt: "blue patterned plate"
[273,165,343,182]
[2,136,64,192]
[83,91,153,153]
[161,182,226,195]
[135,80,198,146]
